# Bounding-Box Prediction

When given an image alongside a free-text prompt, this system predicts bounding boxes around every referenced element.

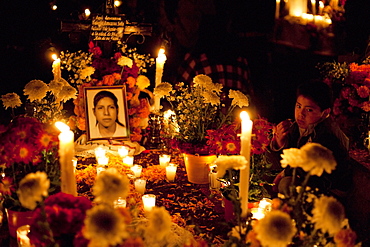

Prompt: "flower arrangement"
[62,41,155,142]
[0,116,60,211]
[20,166,199,247]
[155,74,250,155]
[220,142,361,247]
[317,56,370,145]
[1,78,77,124]
[207,117,276,202]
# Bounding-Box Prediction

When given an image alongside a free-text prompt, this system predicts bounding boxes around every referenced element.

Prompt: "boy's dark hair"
[296,81,333,110]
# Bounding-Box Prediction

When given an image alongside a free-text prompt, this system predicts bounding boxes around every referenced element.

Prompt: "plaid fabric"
[178,53,253,95]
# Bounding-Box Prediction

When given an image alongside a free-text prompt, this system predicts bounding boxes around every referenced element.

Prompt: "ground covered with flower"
[75,150,234,246]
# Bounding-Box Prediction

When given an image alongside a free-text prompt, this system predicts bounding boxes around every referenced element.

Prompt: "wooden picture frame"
[84,85,130,141]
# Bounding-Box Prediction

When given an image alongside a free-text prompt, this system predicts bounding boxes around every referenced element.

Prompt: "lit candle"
[51,54,61,81]
[134,178,147,194]
[130,164,143,177]
[17,225,31,247]
[239,111,253,217]
[275,0,281,19]
[72,157,77,173]
[311,0,316,21]
[318,1,324,15]
[113,197,127,208]
[118,146,129,157]
[159,154,171,168]
[95,146,106,159]
[142,194,156,212]
[251,207,265,220]
[55,122,77,196]
[289,0,307,17]
[97,155,109,166]
[123,155,134,167]
[154,47,167,112]
[165,163,177,182]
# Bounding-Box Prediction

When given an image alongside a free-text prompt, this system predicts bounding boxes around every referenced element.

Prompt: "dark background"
[0,0,369,125]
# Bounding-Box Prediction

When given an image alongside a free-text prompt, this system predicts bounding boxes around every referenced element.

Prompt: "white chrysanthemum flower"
[214,155,248,178]
[193,74,213,88]
[57,85,77,103]
[146,206,172,242]
[1,92,22,109]
[255,210,297,247]
[154,82,173,98]
[17,171,50,210]
[93,168,129,205]
[23,79,49,101]
[202,91,220,105]
[229,89,249,108]
[311,196,345,236]
[280,148,305,168]
[80,66,95,79]
[117,56,133,68]
[136,75,150,90]
[280,143,337,176]
[84,204,127,247]
[299,143,337,176]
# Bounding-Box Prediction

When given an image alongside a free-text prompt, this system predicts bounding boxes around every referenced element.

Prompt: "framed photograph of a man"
[84,86,130,141]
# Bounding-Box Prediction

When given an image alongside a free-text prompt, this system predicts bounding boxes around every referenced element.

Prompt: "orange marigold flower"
[361,101,370,112]
[126,76,136,88]
[77,117,86,131]
[38,133,52,148]
[357,85,370,98]
[121,237,145,247]
[334,229,357,247]
[13,144,34,164]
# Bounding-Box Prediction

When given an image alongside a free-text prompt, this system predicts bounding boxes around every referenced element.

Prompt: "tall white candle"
[311,0,316,17]
[239,111,253,217]
[55,122,77,196]
[275,0,281,19]
[154,48,167,112]
[52,54,61,81]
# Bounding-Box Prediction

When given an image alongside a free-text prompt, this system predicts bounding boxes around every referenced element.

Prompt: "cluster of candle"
[159,154,177,182]
[276,0,334,28]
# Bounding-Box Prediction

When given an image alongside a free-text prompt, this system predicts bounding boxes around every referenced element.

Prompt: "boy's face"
[294,95,325,129]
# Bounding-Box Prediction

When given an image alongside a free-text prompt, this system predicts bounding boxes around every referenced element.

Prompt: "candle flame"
[158,48,165,56]
[52,54,58,61]
[240,111,250,121]
[84,8,91,17]
[55,121,70,132]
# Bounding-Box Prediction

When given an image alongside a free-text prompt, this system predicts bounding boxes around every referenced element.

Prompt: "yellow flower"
[1,92,22,109]
[193,74,214,88]
[229,89,250,108]
[214,155,247,178]
[254,210,296,247]
[57,84,77,103]
[280,143,337,176]
[202,91,220,105]
[311,196,345,236]
[17,171,50,210]
[80,66,95,80]
[146,206,172,242]
[93,168,129,205]
[23,80,49,101]
[118,56,133,68]
[154,82,173,98]
[49,79,65,96]
[84,204,127,247]
[136,75,150,90]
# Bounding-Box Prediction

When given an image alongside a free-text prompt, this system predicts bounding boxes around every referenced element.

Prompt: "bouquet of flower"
[155,74,250,155]
[219,143,361,247]
[317,56,370,145]
[0,116,60,211]
[207,117,276,202]
[64,41,155,142]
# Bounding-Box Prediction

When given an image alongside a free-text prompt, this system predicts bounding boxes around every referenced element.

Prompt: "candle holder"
[144,113,164,150]
[142,194,156,212]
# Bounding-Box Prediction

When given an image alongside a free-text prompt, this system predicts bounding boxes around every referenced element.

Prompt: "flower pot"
[183,153,217,184]
[5,209,34,238]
